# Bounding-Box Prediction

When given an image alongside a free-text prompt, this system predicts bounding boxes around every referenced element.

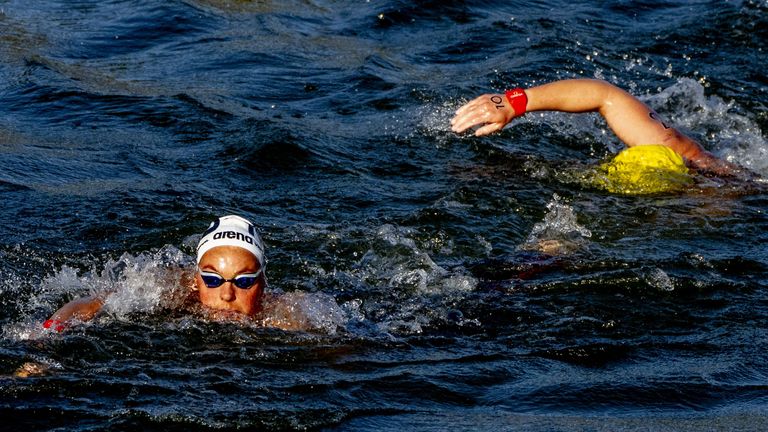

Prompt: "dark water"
[2,0,768,430]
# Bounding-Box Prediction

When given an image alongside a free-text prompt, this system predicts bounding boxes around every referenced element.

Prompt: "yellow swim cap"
[589,145,692,195]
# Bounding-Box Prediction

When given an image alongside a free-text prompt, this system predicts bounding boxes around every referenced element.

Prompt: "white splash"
[519,194,592,254]
[646,267,675,292]
[99,246,192,318]
[643,78,768,176]
[371,224,477,294]
[4,246,192,341]
[262,291,347,335]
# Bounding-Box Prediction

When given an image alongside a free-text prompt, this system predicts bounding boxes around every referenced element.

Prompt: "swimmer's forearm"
[50,295,104,323]
[451,79,648,137]
[524,79,619,114]
[529,81,747,175]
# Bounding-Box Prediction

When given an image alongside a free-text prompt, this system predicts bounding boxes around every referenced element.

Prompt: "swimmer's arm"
[22,297,103,373]
[451,79,743,176]
[452,79,682,143]
[529,80,741,175]
[48,295,104,324]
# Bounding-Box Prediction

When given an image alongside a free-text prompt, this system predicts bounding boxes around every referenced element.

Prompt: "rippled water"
[1,0,768,430]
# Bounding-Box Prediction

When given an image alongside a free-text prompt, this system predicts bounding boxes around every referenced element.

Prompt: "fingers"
[474,122,503,136]
[450,93,512,135]
[451,111,492,134]
[451,98,494,133]
[451,95,493,126]
[453,95,490,118]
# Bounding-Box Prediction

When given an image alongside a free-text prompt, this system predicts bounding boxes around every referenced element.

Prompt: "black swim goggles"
[198,268,263,289]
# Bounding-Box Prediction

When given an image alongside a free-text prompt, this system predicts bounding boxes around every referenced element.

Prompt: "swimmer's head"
[196,215,265,267]
[194,215,267,316]
[591,145,693,195]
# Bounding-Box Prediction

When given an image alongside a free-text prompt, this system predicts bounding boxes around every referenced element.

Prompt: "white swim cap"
[196,215,266,266]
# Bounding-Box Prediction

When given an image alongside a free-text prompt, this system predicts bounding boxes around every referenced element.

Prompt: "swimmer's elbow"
[661,129,706,161]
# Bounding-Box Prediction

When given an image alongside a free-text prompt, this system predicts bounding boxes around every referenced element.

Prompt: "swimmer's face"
[195,246,265,316]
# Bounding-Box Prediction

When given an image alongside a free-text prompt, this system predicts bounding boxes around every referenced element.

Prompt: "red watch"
[505,88,528,117]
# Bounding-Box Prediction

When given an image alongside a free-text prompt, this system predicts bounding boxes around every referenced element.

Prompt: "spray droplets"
[519,194,592,255]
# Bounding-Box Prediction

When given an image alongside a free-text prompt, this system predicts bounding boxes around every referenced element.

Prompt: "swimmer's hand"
[14,361,49,378]
[450,93,519,136]
[48,295,104,327]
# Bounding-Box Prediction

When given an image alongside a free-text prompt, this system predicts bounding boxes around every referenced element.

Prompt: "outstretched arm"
[45,296,104,331]
[450,79,740,176]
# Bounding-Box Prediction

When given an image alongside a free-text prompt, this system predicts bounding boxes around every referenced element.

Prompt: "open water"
[1,0,768,431]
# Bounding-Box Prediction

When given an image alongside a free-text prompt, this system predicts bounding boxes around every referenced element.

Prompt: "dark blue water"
[2,0,768,430]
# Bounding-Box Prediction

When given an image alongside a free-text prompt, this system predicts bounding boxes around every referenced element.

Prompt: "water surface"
[1,0,767,430]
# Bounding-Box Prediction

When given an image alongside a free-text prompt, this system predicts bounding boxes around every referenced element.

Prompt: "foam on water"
[409,97,468,147]
[284,222,480,336]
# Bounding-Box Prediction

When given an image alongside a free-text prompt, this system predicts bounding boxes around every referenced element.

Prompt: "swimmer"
[44,215,312,332]
[450,78,754,180]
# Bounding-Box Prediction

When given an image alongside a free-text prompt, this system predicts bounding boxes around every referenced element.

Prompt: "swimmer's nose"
[219,282,235,302]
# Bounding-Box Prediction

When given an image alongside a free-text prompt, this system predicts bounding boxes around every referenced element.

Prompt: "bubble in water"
[367,224,477,295]
[258,223,480,337]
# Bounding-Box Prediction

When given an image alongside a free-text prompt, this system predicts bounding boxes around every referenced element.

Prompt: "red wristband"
[505,88,528,117]
[43,319,66,332]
